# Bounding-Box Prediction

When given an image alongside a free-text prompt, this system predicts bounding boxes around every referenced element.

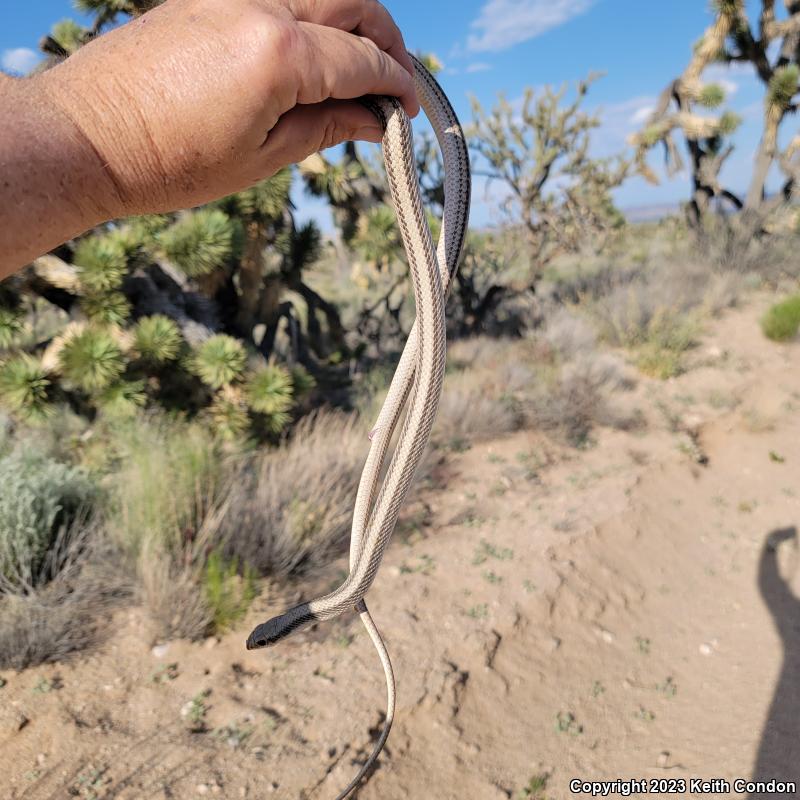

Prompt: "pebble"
[699,643,713,656]
[204,637,218,650]
[546,637,561,652]
[36,753,46,765]
[657,751,670,768]
[151,644,169,658]
[0,707,28,736]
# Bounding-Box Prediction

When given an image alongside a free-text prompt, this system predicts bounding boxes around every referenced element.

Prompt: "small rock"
[203,637,218,650]
[36,753,46,765]
[239,789,247,798]
[699,642,713,656]
[267,783,279,793]
[152,644,169,658]
[546,637,561,652]
[598,628,615,644]
[196,784,209,796]
[682,413,704,433]
[658,751,670,768]
[0,707,28,736]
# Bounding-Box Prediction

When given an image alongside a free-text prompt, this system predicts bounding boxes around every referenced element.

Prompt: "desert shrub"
[203,550,257,633]
[525,351,635,446]
[136,543,212,641]
[761,294,800,341]
[433,374,520,452]
[445,325,636,448]
[109,414,228,558]
[0,450,95,591]
[217,412,365,578]
[0,521,126,669]
[108,414,234,639]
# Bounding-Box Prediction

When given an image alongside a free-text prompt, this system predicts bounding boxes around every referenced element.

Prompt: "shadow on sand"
[749,527,800,798]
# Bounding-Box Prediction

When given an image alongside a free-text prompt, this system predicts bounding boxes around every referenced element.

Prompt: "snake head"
[245,619,282,650]
[246,606,314,650]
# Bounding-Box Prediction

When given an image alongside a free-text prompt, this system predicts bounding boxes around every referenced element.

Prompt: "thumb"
[260,98,384,171]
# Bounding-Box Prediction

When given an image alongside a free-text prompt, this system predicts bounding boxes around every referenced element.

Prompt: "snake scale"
[247,54,471,799]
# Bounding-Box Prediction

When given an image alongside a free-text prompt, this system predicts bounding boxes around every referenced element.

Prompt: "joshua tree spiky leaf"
[699,83,725,108]
[157,209,238,277]
[718,110,742,135]
[229,168,292,219]
[50,19,87,53]
[97,379,147,418]
[768,65,799,110]
[81,290,131,325]
[300,157,362,204]
[58,328,125,392]
[415,52,443,74]
[0,308,24,349]
[354,204,402,268]
[189,334,247,389]
[274,221,322,271]
[244,365,293,415]
[73,234,128,293]
[208,390,250,441]
[133,315,182,364]
[290,365,316,397]
[0,355,51,420]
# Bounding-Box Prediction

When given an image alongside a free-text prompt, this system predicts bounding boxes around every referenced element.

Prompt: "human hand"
[37,0,417,220]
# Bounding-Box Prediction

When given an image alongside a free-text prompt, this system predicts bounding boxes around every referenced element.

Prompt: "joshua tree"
[0,0,342,439]
[469,75,629,276]
[630,0,800,234]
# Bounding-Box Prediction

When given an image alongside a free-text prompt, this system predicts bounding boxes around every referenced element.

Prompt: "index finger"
[288,0,415,76]
[297,22,419,116]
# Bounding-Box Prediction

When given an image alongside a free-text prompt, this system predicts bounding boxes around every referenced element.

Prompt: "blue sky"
[0,1,781,226]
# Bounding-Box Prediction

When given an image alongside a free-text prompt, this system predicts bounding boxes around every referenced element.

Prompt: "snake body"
[246,55,471,798]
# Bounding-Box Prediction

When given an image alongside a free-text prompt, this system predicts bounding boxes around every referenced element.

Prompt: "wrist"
[36,59,159,222]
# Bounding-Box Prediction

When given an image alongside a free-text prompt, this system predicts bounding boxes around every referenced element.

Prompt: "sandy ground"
[1,295,799,800]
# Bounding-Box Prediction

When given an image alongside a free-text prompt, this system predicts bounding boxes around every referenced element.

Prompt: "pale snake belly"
[247,54,471,799]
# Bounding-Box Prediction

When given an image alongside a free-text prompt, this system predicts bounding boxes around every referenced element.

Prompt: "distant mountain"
[622,203,681,223]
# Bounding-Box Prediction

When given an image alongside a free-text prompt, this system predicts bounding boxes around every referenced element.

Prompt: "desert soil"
[1,295,799,800]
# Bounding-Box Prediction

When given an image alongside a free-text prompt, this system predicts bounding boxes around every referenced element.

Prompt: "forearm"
[0,0,414,279]
[0,73,116,276]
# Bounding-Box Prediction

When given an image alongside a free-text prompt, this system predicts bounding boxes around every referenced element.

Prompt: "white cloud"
[1,47,39,75]
[588,95,656,157]
[467,0,596,53]
[599,95,657,127]
[630,105,655,125]
[703,64,741,97]
[466,62,493,73]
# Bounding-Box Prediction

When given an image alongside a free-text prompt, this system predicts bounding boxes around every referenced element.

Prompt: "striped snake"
[246,54,471,799]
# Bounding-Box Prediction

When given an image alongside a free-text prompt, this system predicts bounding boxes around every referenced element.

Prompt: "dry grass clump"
[0,444,125,669]
[217,411,366,579]
[522,311,637,445]
[761,294,800,341]
[0,519,125,670]
[107,414,234,640]
[585,257,740,378]
[437,314,637,449]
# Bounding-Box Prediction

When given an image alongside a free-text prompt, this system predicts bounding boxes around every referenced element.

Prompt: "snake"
[246,54,471,799]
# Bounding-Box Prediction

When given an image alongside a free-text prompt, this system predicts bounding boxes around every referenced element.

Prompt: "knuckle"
[320,115,344,150]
